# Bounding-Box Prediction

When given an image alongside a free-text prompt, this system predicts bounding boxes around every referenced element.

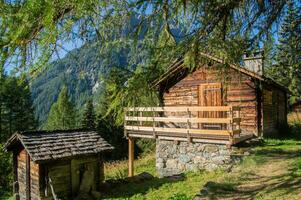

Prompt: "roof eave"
[153,52,287,92]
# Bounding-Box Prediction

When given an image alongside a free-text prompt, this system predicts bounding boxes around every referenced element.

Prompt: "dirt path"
[201,149,301,200]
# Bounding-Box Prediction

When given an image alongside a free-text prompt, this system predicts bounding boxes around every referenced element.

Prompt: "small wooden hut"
[4,130,114,200]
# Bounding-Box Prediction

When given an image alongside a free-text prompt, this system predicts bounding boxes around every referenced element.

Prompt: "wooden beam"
[126,106,233,112]
[128,137,134,177]
[125,125,231,135]
[125,116,238,124]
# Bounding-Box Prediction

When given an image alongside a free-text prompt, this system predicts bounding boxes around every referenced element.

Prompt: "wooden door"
[199,83,223,129]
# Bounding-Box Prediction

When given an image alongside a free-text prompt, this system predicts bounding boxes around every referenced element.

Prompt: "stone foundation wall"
[156,140,240,177]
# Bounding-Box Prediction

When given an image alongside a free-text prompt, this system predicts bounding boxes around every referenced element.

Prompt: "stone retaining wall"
[156,140,241,177]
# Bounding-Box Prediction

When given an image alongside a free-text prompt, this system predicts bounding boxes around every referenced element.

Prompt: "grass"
[1,120,301,200]
[102,120,301,200]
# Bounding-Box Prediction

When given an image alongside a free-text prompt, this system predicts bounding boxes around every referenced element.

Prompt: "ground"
[101,136,301,200]
[1,121,300,200]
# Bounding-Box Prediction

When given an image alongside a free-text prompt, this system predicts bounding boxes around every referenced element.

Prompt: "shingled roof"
[153,52,288,92]
[4,130,114,163]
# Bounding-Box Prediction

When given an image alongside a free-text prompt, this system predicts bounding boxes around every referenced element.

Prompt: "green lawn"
[102,122,301,200]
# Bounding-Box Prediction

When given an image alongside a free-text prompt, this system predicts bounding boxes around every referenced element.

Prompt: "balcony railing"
[124,106,242,144]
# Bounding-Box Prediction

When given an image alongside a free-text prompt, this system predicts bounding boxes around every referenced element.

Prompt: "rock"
[204,144,219,153]
[212,156,227,165]
[197,145,205,152]
[179,146,187,154]
[179,154,190,163]
[244,151,250,156]
[193,156,205,164]
[177,163,186,171]
[137,172,154,180]
[166,159,178,168]
[156,140,244,177]
[157,157,164,163]
[206,163,218,171]
[156,162,165,169]
[186,163,198,171]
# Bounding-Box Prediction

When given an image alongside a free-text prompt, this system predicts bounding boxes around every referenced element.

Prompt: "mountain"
[30,42,127,125]
[30,16,183,126]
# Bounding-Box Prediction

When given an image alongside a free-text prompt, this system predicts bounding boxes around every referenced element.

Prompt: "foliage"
[81,99,96,130]
[0,0,291,72]
[96,115,127,160]
[168,193,191,200]
[0,70,36,143]
[267,1,301,104]
[30,41,121,124]
[0,144,12,195]
[44,86,77,130]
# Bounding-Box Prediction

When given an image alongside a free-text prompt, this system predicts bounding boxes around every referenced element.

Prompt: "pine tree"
[272,1,301,104]
[44,86,76,130]
[81,99,96,130]
[0,74,37,142]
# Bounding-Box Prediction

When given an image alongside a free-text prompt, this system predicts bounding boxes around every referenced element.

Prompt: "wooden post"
[128,137,134,177]
[229,106,234,146]
[25,152,31,200]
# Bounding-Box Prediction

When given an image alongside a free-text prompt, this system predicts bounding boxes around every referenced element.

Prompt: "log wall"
[163,65,259,135]
[30,160,40,200]
[47,161,72,199]
[262,85,287,135]
[15,150,104,200]
[17,149,27,200]
[41,155,103,199]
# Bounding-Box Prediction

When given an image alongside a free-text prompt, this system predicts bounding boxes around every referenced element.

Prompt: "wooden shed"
[4,130,114,200]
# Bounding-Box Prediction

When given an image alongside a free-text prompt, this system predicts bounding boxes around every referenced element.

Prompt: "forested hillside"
[30,42,128,125]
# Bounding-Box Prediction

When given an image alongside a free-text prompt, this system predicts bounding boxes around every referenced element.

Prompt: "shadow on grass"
[101,173,186,199]
[199,147,301,199]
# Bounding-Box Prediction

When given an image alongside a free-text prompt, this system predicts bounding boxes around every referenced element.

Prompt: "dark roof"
[4,130,114,163]
[153,52,288,92]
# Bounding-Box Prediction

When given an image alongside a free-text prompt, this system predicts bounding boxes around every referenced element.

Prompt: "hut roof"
[4,130,114,163]
[153,52,288,92]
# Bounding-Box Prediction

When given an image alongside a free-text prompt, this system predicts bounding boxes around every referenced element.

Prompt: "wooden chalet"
[4,130,114,200]
[124,52,288,176]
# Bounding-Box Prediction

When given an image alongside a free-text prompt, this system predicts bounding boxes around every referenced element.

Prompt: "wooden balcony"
[124,106,253,146]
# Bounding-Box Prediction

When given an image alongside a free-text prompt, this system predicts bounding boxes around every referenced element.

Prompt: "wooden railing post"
[187,108,191,143]
[229,106,234,145]
[128,137,134,177]
[124,108,128,138]
[237,107,241,137]
[152,108,156,138]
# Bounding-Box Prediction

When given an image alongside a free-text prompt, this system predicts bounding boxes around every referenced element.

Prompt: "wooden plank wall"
[163,65,258,135]
[262,85,287,136]
[17,149,27,200]
[47,161,72,199]
[30,160,40,200]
